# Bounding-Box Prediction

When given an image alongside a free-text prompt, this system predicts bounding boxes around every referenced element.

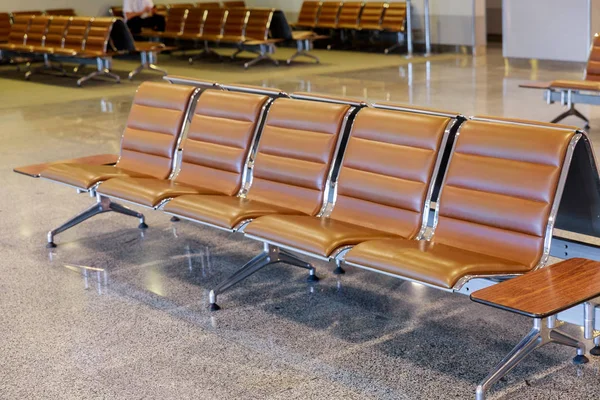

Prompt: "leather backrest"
[0,13,10,42]
[12,11,43,16]
[170,3,195,7]
[245,9,272,41]
[175,90,270,195]
[337,1,363,28]
[435,120,576,269]
[223,1,246,7]
[248,98,351,216]
[359,2,385,29]
[381,2,406,32]
[165,8,188,34]
[84,18,114,54]
[109,7,124,18]
[222,7,247,37]
[331,108,451,238]
[62,17,91,50]
[24,16,51,46]
[117,82,197,179]
[586,34,600,81]
[297,1,321,26]
[183,8,206,35]
[45,9,76,16]
[316,2,342,27]
[197,2,222,8]
[44,16,70,48]
[202,8,227,36]
[8,16,31,45]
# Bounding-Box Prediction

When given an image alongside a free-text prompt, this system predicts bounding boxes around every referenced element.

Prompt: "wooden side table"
[470,258,600,400]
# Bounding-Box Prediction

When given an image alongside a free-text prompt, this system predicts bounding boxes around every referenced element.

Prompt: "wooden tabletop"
[13,154,118,178]
[519,81,551,90]
[471,258,600,318]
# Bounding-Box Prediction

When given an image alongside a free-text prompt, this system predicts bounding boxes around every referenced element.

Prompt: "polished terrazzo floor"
[1,47,600,399]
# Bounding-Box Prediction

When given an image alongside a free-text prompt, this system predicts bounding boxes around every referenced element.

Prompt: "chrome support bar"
[208,243,318,311]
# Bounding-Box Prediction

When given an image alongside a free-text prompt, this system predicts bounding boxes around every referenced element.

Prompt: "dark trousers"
[126,14,166,35]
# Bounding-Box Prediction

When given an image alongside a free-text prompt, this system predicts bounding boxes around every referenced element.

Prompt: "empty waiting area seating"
[17,78,598,400]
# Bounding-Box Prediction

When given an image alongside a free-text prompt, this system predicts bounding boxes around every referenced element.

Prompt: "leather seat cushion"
[199,34,222,41]
[9,44,33,52]
[40,164,150,190]
[52,48,78,56]
[245,214,400,257]
[163,194,305,230]
[0,43,17,50]
[96,177,220,208]
[550,80,600,92]
[344,238,531,289]
[219,35,244,43]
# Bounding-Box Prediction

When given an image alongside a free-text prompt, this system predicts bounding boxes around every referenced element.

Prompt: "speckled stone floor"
[1,47,600,399]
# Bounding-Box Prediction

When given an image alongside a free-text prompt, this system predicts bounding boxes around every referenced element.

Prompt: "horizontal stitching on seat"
[186,137,245,151]
[443,183,549,205]
[194,112,256,124]
[132,101,188,113]
[126,123,179,137]
[454,149,561,168]
[341,165,428,185]
[266,122,338,136]
[257,149,327,166]
[437,214,543,239]
[336,191,421,215]
[351,135,438,151]
[121,147,172,159]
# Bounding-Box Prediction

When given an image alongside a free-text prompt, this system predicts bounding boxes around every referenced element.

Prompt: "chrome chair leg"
[77,59,120,87]
[230,47,244,61]
[209,243,318,311]
[129,51,168,80]
[476,318,588,400]
[384,32,404,55]
[47,195,147,248]
[47,201,106,248]
[551,104,590,129]
[188,41,221,64]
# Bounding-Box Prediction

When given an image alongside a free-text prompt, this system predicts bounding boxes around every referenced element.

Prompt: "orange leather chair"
[244,106,457,274]
[314,1,342,29]
[345,119,580,290]
[40,82,198,247]
[222,1,246,8]
[96,89,272,208]
[9,15,51,53]
[382,1,406,54]
[0,13,11,44]
[187,8,228,62]
[45,9,76,16]
[0,15,32,53]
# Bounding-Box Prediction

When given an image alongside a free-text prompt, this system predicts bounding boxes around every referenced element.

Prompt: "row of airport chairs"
[294,1,407,53]
[109,1,245,18]
[145,7,325,68]
[0,15,168,85]
[32,77,588,400]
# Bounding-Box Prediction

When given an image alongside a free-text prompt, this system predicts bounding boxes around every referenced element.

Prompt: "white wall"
[504,0,591,62]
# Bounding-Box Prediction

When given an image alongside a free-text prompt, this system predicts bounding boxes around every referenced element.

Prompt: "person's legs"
[140,14,166,32]
[126,16,143,35]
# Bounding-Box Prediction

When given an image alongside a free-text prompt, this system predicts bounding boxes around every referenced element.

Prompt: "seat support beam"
[47,194,147,248]
[476,316,588,400]
[209,243,318,311]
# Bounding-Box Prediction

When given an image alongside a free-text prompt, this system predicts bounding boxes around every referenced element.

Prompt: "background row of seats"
[109,1,246,18]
